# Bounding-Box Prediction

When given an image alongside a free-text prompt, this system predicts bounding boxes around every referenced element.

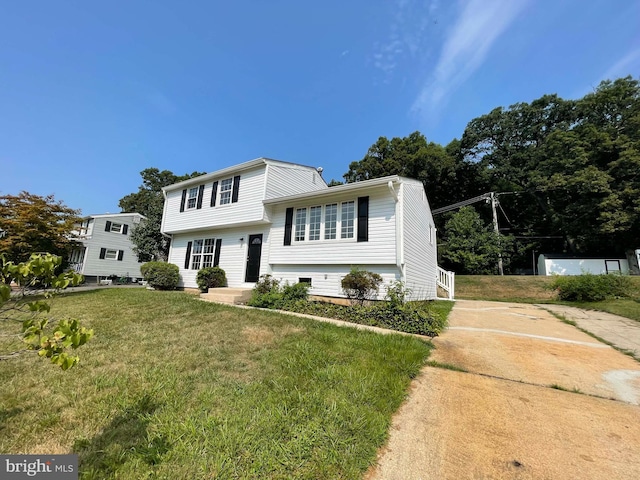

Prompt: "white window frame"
[191,237,216,270]
[219,178,233,205]
[294,207,307,242]
[340,201,355,239]
[110,222,123,234]
[104,249,119,260]
[186,187,199,210]
[290,201,356,244]
[309,206,322,241]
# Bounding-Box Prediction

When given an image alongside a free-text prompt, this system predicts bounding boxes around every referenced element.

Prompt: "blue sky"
[2,0,639,216]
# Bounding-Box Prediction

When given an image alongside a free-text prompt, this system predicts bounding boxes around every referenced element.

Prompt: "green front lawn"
[0,289,431,479]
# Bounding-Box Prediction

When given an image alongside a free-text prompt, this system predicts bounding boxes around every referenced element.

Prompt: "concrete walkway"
[367,300,640,480]
[539,304,640,356]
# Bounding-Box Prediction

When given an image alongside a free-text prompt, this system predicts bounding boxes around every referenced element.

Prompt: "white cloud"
[602,48,640,81]
[411,0,529,116]
[372,0,439,78]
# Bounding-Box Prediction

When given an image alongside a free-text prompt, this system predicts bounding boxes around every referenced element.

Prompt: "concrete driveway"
[367,300,640,480]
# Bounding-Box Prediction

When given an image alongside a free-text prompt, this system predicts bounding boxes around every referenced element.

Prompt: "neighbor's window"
[110,222,123,233]
[295,208,307,242]
[309,206,322,241]
[324,203,337,240]
[219,178,233,205]
[191,238,215,269]
[104,249,118,260]
[340,201,355,239]
[187,187,199,209]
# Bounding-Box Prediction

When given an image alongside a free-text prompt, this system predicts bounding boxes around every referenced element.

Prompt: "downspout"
[388,181,404,277]
[161,189,173,262]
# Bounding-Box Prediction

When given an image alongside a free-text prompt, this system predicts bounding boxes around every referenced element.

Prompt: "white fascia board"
[84,213,147,220]
[263,175,403,205]
[161,157,321,193]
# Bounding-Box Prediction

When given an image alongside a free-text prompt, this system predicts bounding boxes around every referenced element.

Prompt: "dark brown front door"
[245,234,263,282]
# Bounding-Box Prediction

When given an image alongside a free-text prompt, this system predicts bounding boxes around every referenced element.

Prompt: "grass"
[0,288,432,479]
[456,275,640,321]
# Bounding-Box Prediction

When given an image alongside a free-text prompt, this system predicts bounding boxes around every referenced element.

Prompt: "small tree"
[1,253,93,369]
[0,192,81,263]
[341,267,383,305]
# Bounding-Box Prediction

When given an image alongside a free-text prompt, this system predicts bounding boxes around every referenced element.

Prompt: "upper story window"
[219,178,233,205]
[340,201,355,239]
[210,175,241,207]
[104,220,128,235]
[284,197,368,246]
[294,208,307,242]
[324,204,337,240]
[187,187,199,209]
[309,206,322,241]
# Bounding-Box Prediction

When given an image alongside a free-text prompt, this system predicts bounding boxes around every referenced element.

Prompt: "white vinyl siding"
[268,189,396,265]
[162,167,266,233]
[264,164,327,199]
[169,228,270,289]
[401,181,438,300]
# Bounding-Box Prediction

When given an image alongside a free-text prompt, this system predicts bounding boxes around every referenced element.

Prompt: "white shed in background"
[537,254,630,276]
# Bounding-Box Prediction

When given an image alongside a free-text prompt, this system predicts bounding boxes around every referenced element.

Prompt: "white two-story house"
[161,158,443,300]
[69,213,146,282]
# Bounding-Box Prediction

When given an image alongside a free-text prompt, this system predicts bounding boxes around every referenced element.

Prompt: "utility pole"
[490,192,504,275]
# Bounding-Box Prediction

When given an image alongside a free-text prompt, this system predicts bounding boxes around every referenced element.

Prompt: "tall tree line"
[344,76,640,273]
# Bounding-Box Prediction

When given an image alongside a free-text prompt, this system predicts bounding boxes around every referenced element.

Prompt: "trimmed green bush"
[141,261,180,290]
[196,267,227,292]
[341,267,383,305]
[248,275,309,308]
[549,273,633,302]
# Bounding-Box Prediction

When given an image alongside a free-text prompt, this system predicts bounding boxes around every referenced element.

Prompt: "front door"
[245,234,263,282]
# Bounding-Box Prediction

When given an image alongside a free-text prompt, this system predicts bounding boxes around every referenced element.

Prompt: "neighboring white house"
[537,254,630,276]
[69,213,146,281]
[161,157,444,300]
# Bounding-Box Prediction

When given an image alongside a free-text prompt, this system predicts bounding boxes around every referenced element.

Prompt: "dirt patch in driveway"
[367,368,640,480]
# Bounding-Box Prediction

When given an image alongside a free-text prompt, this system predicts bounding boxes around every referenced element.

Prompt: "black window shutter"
[180,189,187,212]
[357,196,369,242]
[105,221,112,232]
[99,248,106,259]
[184,241,192,269]
[231,175,241,203]
[117,250,124,261]
[122,224,128,235]
[196,184,205,209]
[210,181,218,207]
[284,207,294,246]
[213,239,222,266]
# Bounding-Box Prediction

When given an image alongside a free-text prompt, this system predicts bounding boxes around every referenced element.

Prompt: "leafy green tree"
[344,131,486,209]
[0,192,81,263]
[441,207,514,274]
[460,76,640,256]
[0,253,93,369]
[120,168,206,261]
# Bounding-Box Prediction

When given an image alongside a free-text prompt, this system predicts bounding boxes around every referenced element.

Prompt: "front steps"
[200,287,253,305]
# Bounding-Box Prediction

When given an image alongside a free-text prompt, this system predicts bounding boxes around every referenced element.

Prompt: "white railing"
[437,266,455,300]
